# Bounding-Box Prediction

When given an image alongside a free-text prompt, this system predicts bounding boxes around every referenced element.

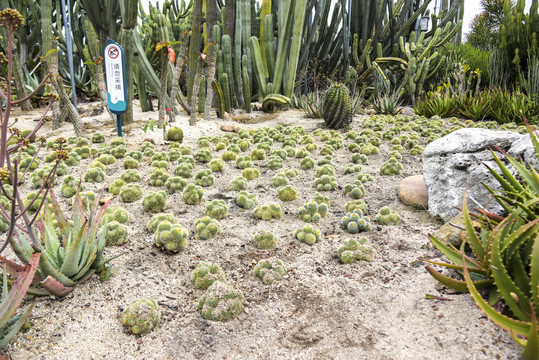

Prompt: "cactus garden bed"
[3,103,521,359]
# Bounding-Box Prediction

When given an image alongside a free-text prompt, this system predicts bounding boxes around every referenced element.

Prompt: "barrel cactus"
[344,180,365,199]
[103,206,129,224]
[183,184,204,205]
[165,176,187,194]
[167,126,184,142]
[253,258,287,285]
[119,183,143,203]
[147,213,177,233]
[191,262,227,290]
[323,84,352,129]
[154,221,189,252]
[122,298,161,336]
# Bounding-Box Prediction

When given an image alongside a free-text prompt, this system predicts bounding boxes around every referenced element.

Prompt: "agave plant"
[372,92,402,116]
[9,188,111,297]
[413,92,457,118]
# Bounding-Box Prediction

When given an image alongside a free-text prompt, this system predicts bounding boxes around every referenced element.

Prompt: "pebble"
[397,175,428,209]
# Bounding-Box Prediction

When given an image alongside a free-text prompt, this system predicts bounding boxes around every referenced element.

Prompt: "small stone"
[366,109,377,115]
[397,175,428,209]
[432,213,464,247]
[220,124,235,132]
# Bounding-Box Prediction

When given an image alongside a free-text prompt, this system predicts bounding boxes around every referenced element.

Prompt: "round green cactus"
[294,148,309,159]
[147,213,177,233]
[209,159,225,172]
[191,262,226,290]
[123,156,140,169]
[122,298,161,336]
[151,160,169,171]
[121,169,141,183]
[293,224,322,245]
[198,137,211,148]
[167,126,184,142]
[271,173,288,187]
[111,145,127,159]
[271,149,287,160]
[351,153,368,164]
[316,164,335,177]
[253,203,282,221]
[253,231,277,249]
[341,209,371,234]
[235,191,257,210]
[344,180,365,199]
[235,155,252,169]
[268,155,283,170]
[105,221,129,246]
[241,167,260,181]
[174,163,194,178]
[152,151,169,162]
[380,157,403,176]
[140,141,154,153]
[256,142,271,154]
[376,206,401,225]
[154,220,188,252]
[284,168,299,178]
[323,84,352,129]
[168,148,181,162]
[18,156,40,172]
[313,192,330,205]
[149,169,170,187]
[119,183,143,203]
[84,167,106,183]
[319,145,334,156]
[103,206,129,224]
[314,175,338,192]
[237,139,251,152]
[165,176,187,194]
[194,216,221,240]
[29,167,57,189]
[221,151,237,161]
[344,163,362,174]
[109,179,127,195]
[205,199,229,219]
[194,169,214,187]
[195,148,213,163]
[253,258,287,285]
[88,160,106,172]
[300,157,315,170]
[337,237,374,264]
[92,133,105,143]
[74,145,90,159]
[142,190,167,213]
[64,152,81,166]
[197,281,244,322]
[60,175,82,198]
[283,146,296,157]
[345,200,368,214]
[230,176,248,191]
[298,200,328,223]
[24,193,52,214]
[182,184,204,205]
[276,185,299,202]
[357,173,374,183]
[179,145,192,155]
[250,149,266,161]
[110,137,126,147]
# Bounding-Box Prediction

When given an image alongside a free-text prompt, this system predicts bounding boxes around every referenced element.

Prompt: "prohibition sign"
[108,46,119,59]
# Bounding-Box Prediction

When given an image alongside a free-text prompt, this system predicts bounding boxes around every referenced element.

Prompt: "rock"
[366,109,377,115]
[432,213,464,248]
[220,124,235,132]
[508,133,539,170]
[397,175,428,209]
[423,128,522,221]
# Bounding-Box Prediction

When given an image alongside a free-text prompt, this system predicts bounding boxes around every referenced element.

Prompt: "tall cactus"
[187,0,203,103]
[117,0,138,125]
[204,42,218,121]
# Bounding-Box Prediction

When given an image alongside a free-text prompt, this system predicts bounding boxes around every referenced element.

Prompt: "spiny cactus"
[209,159,225,172]
[154,220,189,252]
[293,224,322,245]
[88,160,106,171]
[235,155,252,169]
[152,151,169,162]
[140,141,154,153]
[344,180,365,199]
[103,206,129,225]
[195,148,213,163]
[344,163,362,174]
[351,153,368,164]
[169,148,181,162]
[294,148,309,159]
[121,169,141,183]
[151,160,169,171]
[165,176,188,194]
[241,167,260,181]
[253,258,287,285]
[92,133,105,143]
[195,169,214,187]
[284,168,299,178]
[380,157,402,176]
[298,200,328,223]
[24,193,51,214]
[111,145,127,159]
[323,84,352,129]
[18,156,40,172]
[357,173,374,183]
[197,281,244,322]
[319,145,334,156]
[194,216,221,240]
[123,156,140,169]
[167,127,184,142]
[205,199,229,219]
[84,167,106,183]
[65,152,81,166]
[183,184,204,205]
[253,230,277,249]
[268,155,284,170]
[376,206,401,225]
[150,169,170,187]
[174,163,194,178]
[122,298,161,336]
[345,200,368,214]
[147,213,177,233]
[314,175,338,192]
[250,149,266,161]
[300,157,315,170]
[142,190,167,213]
[191,262,227,290]
[271,173,289,187]
[253,203,282,221]
[341,209,371,234]
[276,185,299,202]
[109,179,127,195]
[316,164,335,177]
[120,183,143,203]
[106,221,129,246]
[221,151,237,161]
[337,237,374,264]
[60,175,82,198]
[235,191,257,210]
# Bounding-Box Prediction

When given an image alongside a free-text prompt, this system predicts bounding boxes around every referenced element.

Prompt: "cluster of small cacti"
[19,156,40,172]
[268,155,284,170]
[344,163,362,174]
[341,209,371,233]
[151,160,169,171]
[195,148,213,163]
[195,169,214,187]
[111,145,127,159]
[357,173,374,183]
[284,168,299,178]
[174,163,194,178]
[182,184,204,205]
[109,179,126,195]
[235,155,252,169]
[191,262,227,290]
[165,176,187,194]
[142,190,167,213]
[337,237,374,264]
[293,224,322,245]
[252,231,277,249]
[120,183,143,203]
[105,221,129,246]
[152,151,169,162]
[298,200,328,223]
[154,220,189,252]
[84,167,106,183]
[242,167,260,180]
[253,258,287,285]
[149,168,170,186]
[147,213,177,233]
[276,185,299,202]
[60,175,81,198]
[197,281,244,322]
[221,151,237,161]
[376,206,401,225]
[209,159,225,172]
[122,298,161,336]
[314,175,338,191]
[121,169,141,183]
[271,172,288,187]
[344,180,365,199]
[300,157,315,170]
[380,158,402,176]
[92,133,105,143]
[351,153,368,164]
[194,216,221,240]
[236,191,257,210]
[97,154,116,165]
[205,199,229,219]
[253,203,282,220]
[316,164,335,177]
[123,156,140,169]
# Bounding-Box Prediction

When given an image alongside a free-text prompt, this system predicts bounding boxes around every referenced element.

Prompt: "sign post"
[104,39,127,137]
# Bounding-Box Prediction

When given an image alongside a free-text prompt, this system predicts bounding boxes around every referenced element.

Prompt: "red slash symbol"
[108,47,119,59]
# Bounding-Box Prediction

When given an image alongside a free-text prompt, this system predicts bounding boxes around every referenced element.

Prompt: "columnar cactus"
[122,298,161,336]
[253,258,287,285]
[298,200,328,223]
[197,281,244,322]
[337,237,374,264]
[165,176,188,194]
[120,183,143,203]
[154,221,189,252]
[293,224,322,245]
[341,209,371,233]
[195,169,214,187]
[323,84,352,129]
[205,199,229,219]
[276,185,299,202]
[253,203,282,221]
[191,262,227,290]
[230,176,248,191]
[236,191,257,210]
[241,167,260,180]
[142,190,167,213]
[147,213,177,233]
[194,216,221,240]
[106,221,129,246]
[376,206,401,225]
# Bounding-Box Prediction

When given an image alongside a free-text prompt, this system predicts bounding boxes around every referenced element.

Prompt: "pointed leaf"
[425,265,492,292]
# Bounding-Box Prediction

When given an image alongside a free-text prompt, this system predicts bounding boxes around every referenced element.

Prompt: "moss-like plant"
[253,258,287,285]
[271,173,289,187]
[376,206,401,225]
[205,199,229,219]
[121,169,141,183]
[122,298,161,336]
[119,183,143,203]
[182,184,204,205]
[314,175,337,191]
[236,191,257,210]
[142,190,167,213]
[344,180,365,199]
[154,220,188,252]
[194,216,221,240]
[293,224,322,245]
[252,230,277,249]
[84,167,106,183]
[195,169,214,187]
[191,262,226,290]
[276,185,299,202]
[106,221,129,246]
[241,167,260,181]
[109,179,126,195]
[147,213,177,233]
[253,203,282,220]
[380,157,402,176]
[209,159,225,172]
[197,281,244,322]
[298,200,328,223]
[165,176,187,194]
[341,209,371,233]
[195,148,213,163]
[337,237,374,263]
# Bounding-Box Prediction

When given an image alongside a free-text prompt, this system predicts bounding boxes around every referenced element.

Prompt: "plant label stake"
[104,39,127,137]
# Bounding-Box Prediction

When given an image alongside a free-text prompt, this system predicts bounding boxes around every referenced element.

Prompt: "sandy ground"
[3,101,521,360]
